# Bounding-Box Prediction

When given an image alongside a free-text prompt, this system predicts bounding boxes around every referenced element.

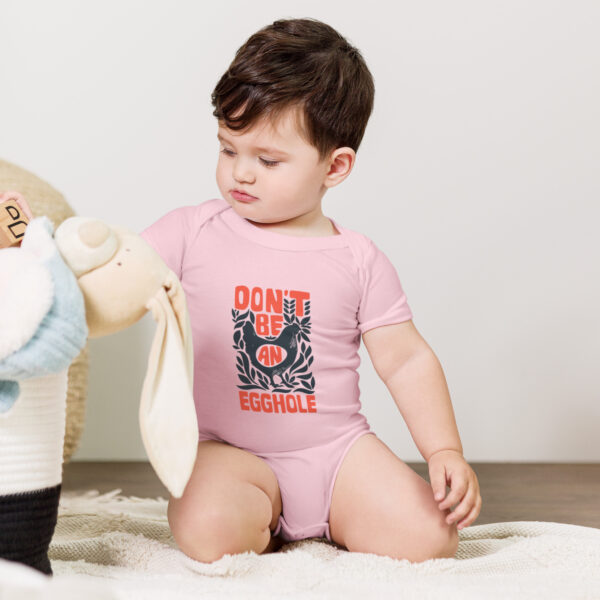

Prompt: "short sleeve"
[140,207,193,280]
[357,240,413,334]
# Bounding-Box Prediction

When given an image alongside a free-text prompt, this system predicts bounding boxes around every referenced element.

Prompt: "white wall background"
[1,0,598,462]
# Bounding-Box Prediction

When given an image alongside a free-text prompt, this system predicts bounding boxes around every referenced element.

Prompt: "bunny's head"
[54,219,169,337]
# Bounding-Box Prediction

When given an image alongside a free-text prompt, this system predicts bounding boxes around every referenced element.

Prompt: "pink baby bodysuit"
[140,197,413,543]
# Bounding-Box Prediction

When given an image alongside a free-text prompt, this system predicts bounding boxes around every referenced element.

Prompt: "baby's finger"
[456,494,482,530]
[445,485,476,524]
[428,463,448,502]
[438,477,468,511]
[0,191,33,220]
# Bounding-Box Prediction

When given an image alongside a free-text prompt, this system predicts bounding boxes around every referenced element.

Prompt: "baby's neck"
[249,217,340,238]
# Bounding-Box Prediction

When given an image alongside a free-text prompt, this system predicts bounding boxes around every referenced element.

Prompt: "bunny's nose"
[79,221,111,248]
[55,216,118,277]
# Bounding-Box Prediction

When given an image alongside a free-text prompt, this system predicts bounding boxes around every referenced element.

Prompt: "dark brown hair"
[211,18,375,161]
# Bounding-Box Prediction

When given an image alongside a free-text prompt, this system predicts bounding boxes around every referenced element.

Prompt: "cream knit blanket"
[0,489,599,599]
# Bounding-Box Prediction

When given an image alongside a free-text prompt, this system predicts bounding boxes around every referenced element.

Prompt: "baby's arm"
[362,319,462,461]
[362,320,482,530]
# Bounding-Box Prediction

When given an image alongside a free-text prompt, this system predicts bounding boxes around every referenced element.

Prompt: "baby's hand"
[427,449,482,530]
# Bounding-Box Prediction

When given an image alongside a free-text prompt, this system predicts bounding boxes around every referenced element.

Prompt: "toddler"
[141,17,481,563]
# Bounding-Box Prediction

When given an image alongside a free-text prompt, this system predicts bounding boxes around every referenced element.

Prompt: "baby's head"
[211,18,374,230]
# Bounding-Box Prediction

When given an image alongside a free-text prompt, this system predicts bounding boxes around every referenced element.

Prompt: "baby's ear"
[324,147,356,188]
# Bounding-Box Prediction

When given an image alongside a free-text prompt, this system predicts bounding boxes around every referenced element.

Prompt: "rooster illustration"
[242,321,301,388]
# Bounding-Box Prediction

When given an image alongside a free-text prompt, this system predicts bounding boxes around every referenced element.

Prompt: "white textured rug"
[1,489,599,599]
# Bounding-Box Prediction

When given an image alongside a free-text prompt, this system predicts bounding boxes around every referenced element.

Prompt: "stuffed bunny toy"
[0,215,198,575]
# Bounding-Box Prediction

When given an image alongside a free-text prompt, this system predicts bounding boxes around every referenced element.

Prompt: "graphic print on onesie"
[232,285,317,415]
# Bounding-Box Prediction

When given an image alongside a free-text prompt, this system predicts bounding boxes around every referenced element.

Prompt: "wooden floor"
[62,462,600,529]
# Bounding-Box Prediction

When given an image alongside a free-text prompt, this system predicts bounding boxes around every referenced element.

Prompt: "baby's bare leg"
[329,433,458,562]
[168,440,283,563]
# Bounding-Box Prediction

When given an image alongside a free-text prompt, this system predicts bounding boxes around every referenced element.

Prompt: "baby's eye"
[220,148,235,157]
[260,157,280,168]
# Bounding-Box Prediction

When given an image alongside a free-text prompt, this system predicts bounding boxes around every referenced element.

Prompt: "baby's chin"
[223,196,294,225]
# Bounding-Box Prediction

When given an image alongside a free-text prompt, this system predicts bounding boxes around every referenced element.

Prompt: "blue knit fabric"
[0,217,88,412]
[0,382,19,412]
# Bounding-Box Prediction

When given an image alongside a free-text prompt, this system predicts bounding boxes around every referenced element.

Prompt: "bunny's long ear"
[139,271,198,498]
[163,271,194,389]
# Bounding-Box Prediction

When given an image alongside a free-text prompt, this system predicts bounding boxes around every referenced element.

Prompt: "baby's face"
[216,107,332,227]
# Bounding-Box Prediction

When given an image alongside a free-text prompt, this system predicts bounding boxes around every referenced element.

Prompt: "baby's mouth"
[231,189,258,203]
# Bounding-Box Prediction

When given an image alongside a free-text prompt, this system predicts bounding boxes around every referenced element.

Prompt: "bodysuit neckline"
[220,200,349,251]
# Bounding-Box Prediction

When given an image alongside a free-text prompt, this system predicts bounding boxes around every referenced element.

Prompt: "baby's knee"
[418,512,459,560]
[393,514,458,563]
[433,522,459,559]
[167,490,272,563]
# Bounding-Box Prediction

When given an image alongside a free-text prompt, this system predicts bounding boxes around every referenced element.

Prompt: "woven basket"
[0,158,89,463]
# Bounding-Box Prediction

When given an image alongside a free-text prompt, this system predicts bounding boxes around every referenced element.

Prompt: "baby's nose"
[79,220,111,248]
[233,157,256,184]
